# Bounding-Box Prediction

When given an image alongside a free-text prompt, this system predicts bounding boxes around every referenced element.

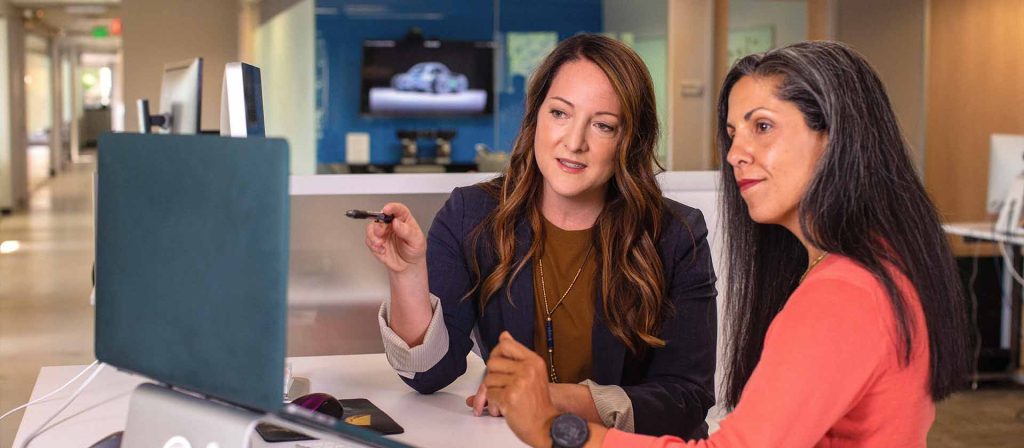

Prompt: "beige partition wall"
[668,0,716,171]
[122,0,239,133]
[835,0,927,172]
[924,0,1024,254]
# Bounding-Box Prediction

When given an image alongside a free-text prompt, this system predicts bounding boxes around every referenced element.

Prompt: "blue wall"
[315,0,601,165]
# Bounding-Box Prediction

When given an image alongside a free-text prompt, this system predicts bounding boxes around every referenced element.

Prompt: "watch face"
[551,413,589,448]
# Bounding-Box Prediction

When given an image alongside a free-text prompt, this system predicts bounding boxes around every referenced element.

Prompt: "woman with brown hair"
[481,41,970,448]
[364,33,718,437]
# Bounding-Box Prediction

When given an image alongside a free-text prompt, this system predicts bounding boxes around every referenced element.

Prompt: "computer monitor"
[137,58,203,134]
[96,133,290,412]
[95,134,402,448]
[220,62,265,137]
[986,134,1024,214]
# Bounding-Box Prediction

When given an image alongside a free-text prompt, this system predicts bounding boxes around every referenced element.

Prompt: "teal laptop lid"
[95,133,290,413]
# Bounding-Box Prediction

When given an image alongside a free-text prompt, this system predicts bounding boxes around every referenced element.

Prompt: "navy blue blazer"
[403,184,718,438]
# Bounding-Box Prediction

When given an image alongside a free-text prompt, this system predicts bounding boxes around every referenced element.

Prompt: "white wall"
[253,0,315,175]
[110,50,124,132]
[0,16,10,211]
[25,36,51,139]
[1,1,27,212]
[49,39,63,173]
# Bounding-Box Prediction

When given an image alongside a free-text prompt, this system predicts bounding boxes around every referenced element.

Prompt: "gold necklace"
[537,245,592,383]
[799,251,829,284]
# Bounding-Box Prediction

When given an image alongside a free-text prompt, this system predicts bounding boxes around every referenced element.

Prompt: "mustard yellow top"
[531,217,597,384]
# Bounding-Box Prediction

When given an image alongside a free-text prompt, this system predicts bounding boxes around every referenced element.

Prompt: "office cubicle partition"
[287,172,723,359]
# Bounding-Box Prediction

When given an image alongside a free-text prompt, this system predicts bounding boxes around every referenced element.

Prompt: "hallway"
[0,158,95,447]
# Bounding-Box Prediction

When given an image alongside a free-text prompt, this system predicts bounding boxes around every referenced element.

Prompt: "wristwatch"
[550,413,589,448]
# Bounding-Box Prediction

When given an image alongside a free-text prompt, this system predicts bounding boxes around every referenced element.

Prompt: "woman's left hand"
[484,331,560,447]
[465,380,502,416]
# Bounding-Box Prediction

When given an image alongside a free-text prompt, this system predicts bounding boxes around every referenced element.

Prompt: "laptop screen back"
[95,133,290,412]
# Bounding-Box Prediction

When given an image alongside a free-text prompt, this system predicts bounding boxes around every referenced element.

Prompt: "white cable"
[19,363,106,448]
[0,360,99,422]
[968,245,982,389]
[991,215,1024,286]
[997,241,1024,286]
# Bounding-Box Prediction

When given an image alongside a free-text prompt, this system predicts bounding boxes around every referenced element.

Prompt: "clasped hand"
[479,331,560,448]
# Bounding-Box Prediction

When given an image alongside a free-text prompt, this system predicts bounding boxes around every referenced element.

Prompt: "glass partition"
[314,0,669,173]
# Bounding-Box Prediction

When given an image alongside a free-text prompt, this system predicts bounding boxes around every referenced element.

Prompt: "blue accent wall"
[315,0,601,166]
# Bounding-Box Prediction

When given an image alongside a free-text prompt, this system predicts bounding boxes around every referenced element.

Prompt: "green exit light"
[91,26,109,38]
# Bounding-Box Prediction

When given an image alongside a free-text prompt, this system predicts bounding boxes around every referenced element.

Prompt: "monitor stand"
[121,383,261,448]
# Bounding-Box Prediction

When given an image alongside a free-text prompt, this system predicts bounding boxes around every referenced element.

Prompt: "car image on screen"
[390,62,469,94]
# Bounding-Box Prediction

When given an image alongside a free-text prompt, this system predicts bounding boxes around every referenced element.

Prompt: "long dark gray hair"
[717,41,970,408]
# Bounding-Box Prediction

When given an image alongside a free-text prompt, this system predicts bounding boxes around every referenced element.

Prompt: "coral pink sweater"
[605,255,933,448]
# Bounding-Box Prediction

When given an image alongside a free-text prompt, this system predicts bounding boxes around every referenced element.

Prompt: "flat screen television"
[360,39,495,116]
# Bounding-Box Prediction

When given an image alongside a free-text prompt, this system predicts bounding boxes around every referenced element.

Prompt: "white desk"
[13,354,524,447]
[943,222,1024,381]
[942,221,1024,246]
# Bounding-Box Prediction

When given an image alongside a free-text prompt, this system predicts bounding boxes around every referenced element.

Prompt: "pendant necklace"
[537,245,593,383]
[799,251,829,284]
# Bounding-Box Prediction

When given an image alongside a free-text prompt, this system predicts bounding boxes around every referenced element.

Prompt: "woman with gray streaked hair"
[481,40,971,448]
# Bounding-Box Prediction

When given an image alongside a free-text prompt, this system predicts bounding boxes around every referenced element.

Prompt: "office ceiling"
[13,0,121,52]
[11,0,118,6]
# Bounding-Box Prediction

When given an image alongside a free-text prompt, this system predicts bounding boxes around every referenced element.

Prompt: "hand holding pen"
[359,203,426,273]
[358,207,432,348]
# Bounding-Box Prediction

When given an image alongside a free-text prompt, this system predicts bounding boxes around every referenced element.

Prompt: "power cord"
[0,360,99,422]
[968,244,982,390]
[997,241,1024,286]
[18,363,106,448]
[994,186,1024,286]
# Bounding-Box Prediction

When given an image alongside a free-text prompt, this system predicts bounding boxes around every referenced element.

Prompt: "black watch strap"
[550,413,589,448]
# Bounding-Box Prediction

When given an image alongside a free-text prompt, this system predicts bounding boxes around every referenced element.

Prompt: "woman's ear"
[814,131,829,156]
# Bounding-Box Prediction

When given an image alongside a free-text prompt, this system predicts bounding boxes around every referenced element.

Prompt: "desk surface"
[943,221,1024,245]
[13,354,523,447]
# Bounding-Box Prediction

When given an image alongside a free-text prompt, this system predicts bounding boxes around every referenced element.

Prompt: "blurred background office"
[0,0,1021,447]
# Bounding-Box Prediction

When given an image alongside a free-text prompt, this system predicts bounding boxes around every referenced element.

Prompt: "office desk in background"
[943,222,1024,383]
[13,354,523,447]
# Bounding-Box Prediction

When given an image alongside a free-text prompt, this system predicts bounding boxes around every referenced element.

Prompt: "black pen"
[345,209,395,223]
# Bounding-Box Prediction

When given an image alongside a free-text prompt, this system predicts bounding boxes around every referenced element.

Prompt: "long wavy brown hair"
[465,34,669,354]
